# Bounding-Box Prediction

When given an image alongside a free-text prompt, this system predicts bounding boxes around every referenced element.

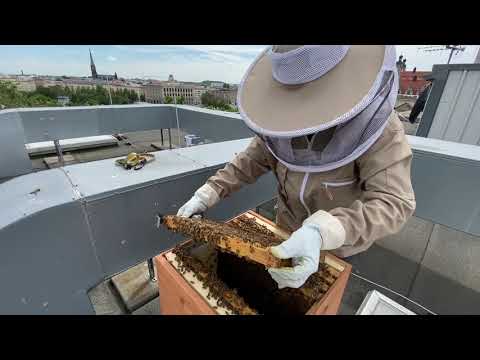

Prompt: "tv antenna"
[418,45,466,64]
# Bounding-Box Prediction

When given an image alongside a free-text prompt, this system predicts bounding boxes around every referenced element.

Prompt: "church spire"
[89,48,98,79]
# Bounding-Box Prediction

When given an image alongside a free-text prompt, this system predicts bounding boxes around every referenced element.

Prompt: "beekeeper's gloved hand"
[268,224,322,289]
[268,210,346,289]
[177,183,220,218]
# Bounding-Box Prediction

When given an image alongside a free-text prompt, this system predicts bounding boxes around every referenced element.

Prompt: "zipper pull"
[323,184,334,200]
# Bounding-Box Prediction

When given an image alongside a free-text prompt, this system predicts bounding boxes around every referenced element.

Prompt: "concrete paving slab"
[132,296,161,315]
[88,281,125,315]
[338,301,357,315]
[339,275,408,315]
[151,142,171,150]
[409,264,480,315]
[111,261,159,312]
[420,224,480,292]
[28,128,187,171]
[73,144,137,163]
[43,154,75,168]
[376,216,434,263]
[340,273,435,315]
[345,244,419,296]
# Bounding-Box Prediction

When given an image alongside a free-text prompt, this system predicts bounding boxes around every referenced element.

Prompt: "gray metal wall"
[2,104,480,314]
[417,64,480,145]
[176,107,253,142]
[0,111,32,178]
[0,105,252,180]
[408,135,480,236]
[0,140,277,314]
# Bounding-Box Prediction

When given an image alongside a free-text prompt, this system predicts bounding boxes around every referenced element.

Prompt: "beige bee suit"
[204,113,416,258]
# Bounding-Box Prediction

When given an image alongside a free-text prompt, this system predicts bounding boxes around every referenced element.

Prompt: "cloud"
[108,57,252,83]
[3,45,478,84]
[113,45,265,64]
[0,57,87,77]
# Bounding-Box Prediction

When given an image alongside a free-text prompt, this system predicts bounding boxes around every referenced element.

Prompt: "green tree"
[128,89,139,103]
[0,81,26,108]
[140,94,146,102]
[201,92,216,107]
[164,96,173,104]
[25,93,57,107]
[200,91,237,112]
[176,96,185,104]
[1,81,141,109]
[0,81,57,108]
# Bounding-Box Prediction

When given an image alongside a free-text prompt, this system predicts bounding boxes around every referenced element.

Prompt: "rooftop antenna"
[418,45,466,64]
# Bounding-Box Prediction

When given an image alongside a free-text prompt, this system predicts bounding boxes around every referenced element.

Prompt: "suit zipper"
[322,179,357,201]
[300,172,312,217]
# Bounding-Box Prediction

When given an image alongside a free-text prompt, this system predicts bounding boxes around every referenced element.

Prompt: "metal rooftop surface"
[407,134,480,162]
[0,104,480,315]
[62,138,250,200]
[0,169,78,229]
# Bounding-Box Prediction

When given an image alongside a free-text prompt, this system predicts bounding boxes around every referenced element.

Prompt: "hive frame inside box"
[155,210,352,315]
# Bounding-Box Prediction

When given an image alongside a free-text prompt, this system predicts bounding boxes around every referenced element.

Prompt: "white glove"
[268,210,346,289]
[177,184,220,218]
[268,224,323,289]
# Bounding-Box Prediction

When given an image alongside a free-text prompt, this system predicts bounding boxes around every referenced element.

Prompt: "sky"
[0,45,478,83]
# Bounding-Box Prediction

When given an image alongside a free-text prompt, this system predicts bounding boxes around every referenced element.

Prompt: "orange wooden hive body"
[155,211,352,315]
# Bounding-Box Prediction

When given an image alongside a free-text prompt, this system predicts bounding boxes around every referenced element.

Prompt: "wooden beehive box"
[155,211,351,315]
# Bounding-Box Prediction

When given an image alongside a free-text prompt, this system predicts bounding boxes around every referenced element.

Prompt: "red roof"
[399,70,431,95]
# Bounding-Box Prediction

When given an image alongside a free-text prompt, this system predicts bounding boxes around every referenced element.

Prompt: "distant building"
[193,87,208,104]
[0,75,37,92]
[399,68,431,95]
[208,88,238,105]
[143,79,207,105]
[210,81,224,89]
[34,77,144,99]
[89,49,118,81]
[168,74,174,81]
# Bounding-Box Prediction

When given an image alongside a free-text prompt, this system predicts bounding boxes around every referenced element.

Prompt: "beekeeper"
[178,45,416,289]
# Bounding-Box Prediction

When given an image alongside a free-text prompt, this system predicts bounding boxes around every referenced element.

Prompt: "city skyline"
[0,45,479,83]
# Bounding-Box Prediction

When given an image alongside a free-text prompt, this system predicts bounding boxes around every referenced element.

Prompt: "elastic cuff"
[195,183,221,208]
[303,210,346,250]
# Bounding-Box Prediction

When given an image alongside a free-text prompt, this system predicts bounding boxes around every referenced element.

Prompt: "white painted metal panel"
[443,71,480,143]
[25,135,118,155]
[428,70,480,145]
[429,71,465,140]
[356,290,416,315]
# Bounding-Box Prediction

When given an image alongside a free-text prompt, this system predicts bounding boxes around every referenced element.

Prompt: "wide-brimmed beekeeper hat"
[237,45,399,172]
